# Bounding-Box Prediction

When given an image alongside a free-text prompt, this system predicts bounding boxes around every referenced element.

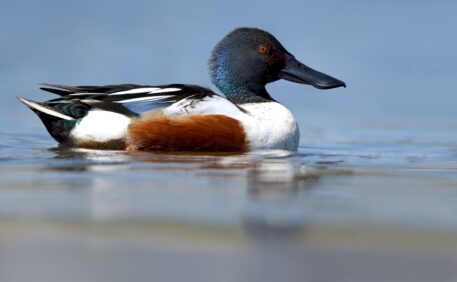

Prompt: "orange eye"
[258,44,268,54]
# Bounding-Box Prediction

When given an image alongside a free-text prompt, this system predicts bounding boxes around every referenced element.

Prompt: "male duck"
[18,27,345,152]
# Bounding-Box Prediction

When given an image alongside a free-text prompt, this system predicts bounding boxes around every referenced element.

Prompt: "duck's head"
[209,27,345,103]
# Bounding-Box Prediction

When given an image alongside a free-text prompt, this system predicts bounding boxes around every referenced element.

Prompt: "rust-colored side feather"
[126,114,248,152]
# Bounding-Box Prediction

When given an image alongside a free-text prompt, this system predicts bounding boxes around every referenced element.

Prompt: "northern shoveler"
[18,27,345,152]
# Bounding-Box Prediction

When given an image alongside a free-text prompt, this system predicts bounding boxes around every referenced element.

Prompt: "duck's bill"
[279,54,346,89]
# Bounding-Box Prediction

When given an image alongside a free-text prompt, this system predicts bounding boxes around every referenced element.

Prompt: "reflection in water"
[4,135,457,282]
[51,147,254,172]
[50,147,134,172]
[243,153,352,240]
[243,158,316,239]
[45,147,352,239]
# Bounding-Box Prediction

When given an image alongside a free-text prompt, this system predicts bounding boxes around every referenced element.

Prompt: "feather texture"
[127,113,248,152]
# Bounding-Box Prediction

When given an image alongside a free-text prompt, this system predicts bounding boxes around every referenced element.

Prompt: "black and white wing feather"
[40,83,219,117]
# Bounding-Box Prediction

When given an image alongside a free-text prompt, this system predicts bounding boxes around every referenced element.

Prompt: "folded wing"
[40,83,219,116]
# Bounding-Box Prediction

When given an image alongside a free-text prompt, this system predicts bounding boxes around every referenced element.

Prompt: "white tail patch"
[70,110,131,142]
[110,87,181,95]
[17,97,74,120]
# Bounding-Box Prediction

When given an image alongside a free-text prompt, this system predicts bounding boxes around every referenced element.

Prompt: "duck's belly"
[238,102,299,151]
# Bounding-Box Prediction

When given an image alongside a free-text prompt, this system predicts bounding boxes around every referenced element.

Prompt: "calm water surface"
[1,126,457,282]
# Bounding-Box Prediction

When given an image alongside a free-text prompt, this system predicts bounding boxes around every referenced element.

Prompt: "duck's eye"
[258,44,268,54]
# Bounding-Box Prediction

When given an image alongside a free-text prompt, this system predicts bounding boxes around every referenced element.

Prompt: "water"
[2,0,457,281]
[1,127,457,282]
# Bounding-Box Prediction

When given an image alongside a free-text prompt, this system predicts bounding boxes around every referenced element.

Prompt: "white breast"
[238,102,299,151]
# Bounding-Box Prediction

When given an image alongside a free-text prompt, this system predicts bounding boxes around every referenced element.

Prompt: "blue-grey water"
[1,1,457,282]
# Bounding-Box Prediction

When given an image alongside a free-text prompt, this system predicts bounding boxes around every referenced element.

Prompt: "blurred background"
[1,1,457,282]
[2,0,457,137]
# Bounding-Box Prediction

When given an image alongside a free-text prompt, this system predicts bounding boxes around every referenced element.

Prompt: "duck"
[18,27,345,152]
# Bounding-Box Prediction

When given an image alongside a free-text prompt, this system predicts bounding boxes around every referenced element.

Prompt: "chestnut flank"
[126,114,248,152]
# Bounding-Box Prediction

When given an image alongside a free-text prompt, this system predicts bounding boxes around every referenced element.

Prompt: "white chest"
[238,102,299,151]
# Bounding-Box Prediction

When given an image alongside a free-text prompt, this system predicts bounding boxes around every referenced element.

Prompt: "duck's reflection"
[50,147,254,172]
[46,147,344,240]
[242,154,321,240]
[49,147,134,172]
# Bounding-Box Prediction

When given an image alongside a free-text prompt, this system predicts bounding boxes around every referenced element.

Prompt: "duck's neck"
[225,87,274,104]
[217,83,275,104]
[209,55,275,103]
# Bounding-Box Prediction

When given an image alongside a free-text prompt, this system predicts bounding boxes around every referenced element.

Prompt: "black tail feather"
[39,87,73,96]
[17,97,76,143]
